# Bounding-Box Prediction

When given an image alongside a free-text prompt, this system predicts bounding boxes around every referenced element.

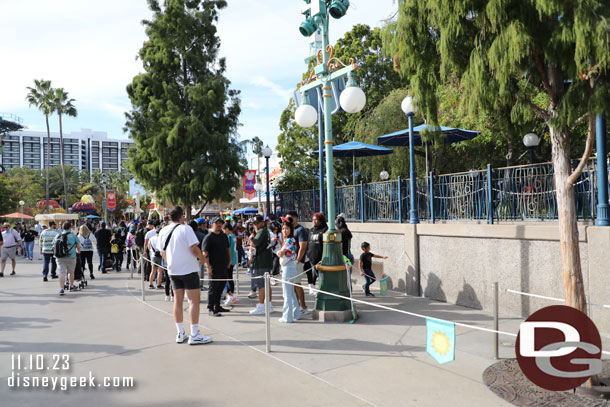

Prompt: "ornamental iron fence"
[276,160,608,224]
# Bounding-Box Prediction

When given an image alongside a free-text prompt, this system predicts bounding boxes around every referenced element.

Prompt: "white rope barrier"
[506,289,610,309]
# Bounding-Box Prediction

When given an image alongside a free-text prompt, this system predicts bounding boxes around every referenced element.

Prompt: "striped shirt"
[39,229,60,254]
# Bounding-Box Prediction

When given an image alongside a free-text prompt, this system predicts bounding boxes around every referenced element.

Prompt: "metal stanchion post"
[236,267,240,295]
[129,249,134,279]
[265,272,271,353]
[493,282,499,359]
[141,257,146,301]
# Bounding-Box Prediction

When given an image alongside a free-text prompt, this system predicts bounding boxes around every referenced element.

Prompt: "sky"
[0,0,397,155]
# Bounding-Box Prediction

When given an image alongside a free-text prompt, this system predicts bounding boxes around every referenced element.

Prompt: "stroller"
[65,256,88,290]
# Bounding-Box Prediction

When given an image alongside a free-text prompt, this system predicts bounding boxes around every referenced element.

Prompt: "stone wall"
[303,221,610,333]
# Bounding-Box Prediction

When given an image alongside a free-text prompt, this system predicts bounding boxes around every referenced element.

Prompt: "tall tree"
[125,0,245,219]
[25,79,54,213]
[50,88,77,210]
[385,1,610,312]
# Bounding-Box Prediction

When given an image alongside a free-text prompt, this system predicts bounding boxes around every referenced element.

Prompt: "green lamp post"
[295,0,366,319]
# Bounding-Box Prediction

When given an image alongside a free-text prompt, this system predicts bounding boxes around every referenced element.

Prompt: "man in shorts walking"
[201,217,231,317]
[1,223,22,277]
[159,206,212,345]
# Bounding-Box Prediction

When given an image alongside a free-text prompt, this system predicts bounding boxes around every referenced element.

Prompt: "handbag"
[279,255,291,267]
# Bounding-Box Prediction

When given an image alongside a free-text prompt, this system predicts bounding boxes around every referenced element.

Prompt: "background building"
[0,128,133,173]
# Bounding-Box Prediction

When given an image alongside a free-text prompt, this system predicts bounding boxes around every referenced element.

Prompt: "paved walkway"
[1,253,602,406]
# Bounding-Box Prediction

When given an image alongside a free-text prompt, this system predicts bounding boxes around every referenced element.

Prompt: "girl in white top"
[78,225,97,279]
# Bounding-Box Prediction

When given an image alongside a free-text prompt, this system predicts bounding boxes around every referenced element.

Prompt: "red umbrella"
[36,199,60,209]
[147,202,155,209]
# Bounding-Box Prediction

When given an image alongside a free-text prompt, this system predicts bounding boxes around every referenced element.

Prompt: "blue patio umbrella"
[377,124,480,147]
[377,125,480,174]
[233,206,259,215]
[314,141,394,184]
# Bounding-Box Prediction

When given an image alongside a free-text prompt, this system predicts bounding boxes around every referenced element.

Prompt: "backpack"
[135,229,145,248]
[111,243,119,254]
[81,236,92,250]
[53,233,74,258]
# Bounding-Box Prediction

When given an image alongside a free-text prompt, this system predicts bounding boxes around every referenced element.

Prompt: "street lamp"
[523,132,540,164]
[262,145,273,216]
[19,200,25,214]
[296,0,365,318]
[254,181,263,214]
[380,171,389,181]
[402,95,419,224]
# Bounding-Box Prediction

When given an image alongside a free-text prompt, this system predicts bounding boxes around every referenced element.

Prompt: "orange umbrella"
[1,212,34,219]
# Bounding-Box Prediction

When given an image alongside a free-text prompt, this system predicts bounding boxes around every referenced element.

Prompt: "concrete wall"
[304,221,610,332]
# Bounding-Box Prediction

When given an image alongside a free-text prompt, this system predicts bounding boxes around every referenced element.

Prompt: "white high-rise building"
[1,128,134,173]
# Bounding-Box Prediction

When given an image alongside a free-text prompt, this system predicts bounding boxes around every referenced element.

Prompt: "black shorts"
[170,272,200,290]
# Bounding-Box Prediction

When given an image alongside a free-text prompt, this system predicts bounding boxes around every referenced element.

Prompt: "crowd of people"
[0,206,389,346]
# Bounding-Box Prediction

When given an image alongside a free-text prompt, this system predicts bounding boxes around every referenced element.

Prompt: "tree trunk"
[185,202,192,222]
[550,124,586,312]
[58,114,69,211]
[45,115,51,214]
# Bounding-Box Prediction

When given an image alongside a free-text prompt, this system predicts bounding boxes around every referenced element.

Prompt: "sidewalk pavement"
[1,255,606,406]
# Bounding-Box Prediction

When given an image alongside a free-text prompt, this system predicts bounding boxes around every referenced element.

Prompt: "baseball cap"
[253,215,265,223]
[196,218,207,225]
[211,217,223,224]
[3,222,10,227]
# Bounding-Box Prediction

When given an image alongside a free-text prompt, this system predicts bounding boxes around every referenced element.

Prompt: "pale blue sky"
[1,0,397,153]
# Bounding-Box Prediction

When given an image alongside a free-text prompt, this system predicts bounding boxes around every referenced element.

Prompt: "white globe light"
[340,86,366,114]
[295,104,318,128]
[523,133,540,147]
[380,171,389,181]
[19,200,25,206]
[254,182,263,192]
[401,95,416,115]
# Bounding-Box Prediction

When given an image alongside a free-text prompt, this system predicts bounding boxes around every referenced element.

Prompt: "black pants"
[207,271,227,312]
[305,261,316,285]
[164,270,173,297]
[271,254,280,276]
[80,251,94,275]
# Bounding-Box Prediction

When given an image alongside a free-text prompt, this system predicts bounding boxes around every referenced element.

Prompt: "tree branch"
[533,47,555,105]
[568,115,595,185]
[568,112,589,129]
[522,98,549,120]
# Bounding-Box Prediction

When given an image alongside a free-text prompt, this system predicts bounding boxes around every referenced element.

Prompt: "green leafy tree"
[25,79,54,213]
[49,165,81,207]
[386,1,610,312]
[125,0,245,219]
[50,88,78,210]
[3,167,44,212]
[0,177,17,215]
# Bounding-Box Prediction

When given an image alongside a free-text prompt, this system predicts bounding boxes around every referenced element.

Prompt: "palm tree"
[25,79,53,213]
[50,88,77,210]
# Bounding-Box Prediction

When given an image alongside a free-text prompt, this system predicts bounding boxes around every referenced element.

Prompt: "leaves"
[125,0,246,213]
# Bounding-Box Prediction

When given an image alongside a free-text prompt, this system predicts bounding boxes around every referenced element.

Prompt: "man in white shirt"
[159,206,212,346]
[1,223,22,277]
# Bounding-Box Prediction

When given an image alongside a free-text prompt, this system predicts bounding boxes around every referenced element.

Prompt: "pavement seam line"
[125,280,381,407]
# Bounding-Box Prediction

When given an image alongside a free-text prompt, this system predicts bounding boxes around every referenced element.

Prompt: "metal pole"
[103,182,108,225]
[397,176,403,223]
[528,147,534,165]
[429,172,435,224]
[264,272,271,353]
[322,20,336,230]
[141,256,146,301]
[235,266,240,295]
[596,113,609,226]
[408,114,419,224]
[265,156,271,217]
[318,98,325,215]
[486,164,494,225]
[493,282,499,359]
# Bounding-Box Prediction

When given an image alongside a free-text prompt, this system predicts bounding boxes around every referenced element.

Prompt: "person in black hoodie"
[306,212,327,290]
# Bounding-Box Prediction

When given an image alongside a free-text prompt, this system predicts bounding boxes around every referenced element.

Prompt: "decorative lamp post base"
[312,308,357,323]
[595,204,610,226]
[314,231,353,314]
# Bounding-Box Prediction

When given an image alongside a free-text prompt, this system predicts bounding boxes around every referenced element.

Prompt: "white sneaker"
[308,284,315,295]
[176,331,188,343]
[165,296,171,302]
[249,304,265,315]
[300,307,310,315]
[269,304,276,314]
[188,333,213,345]
[247,291,257,299]
[223,295,232,306]
[270,279,277,286]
